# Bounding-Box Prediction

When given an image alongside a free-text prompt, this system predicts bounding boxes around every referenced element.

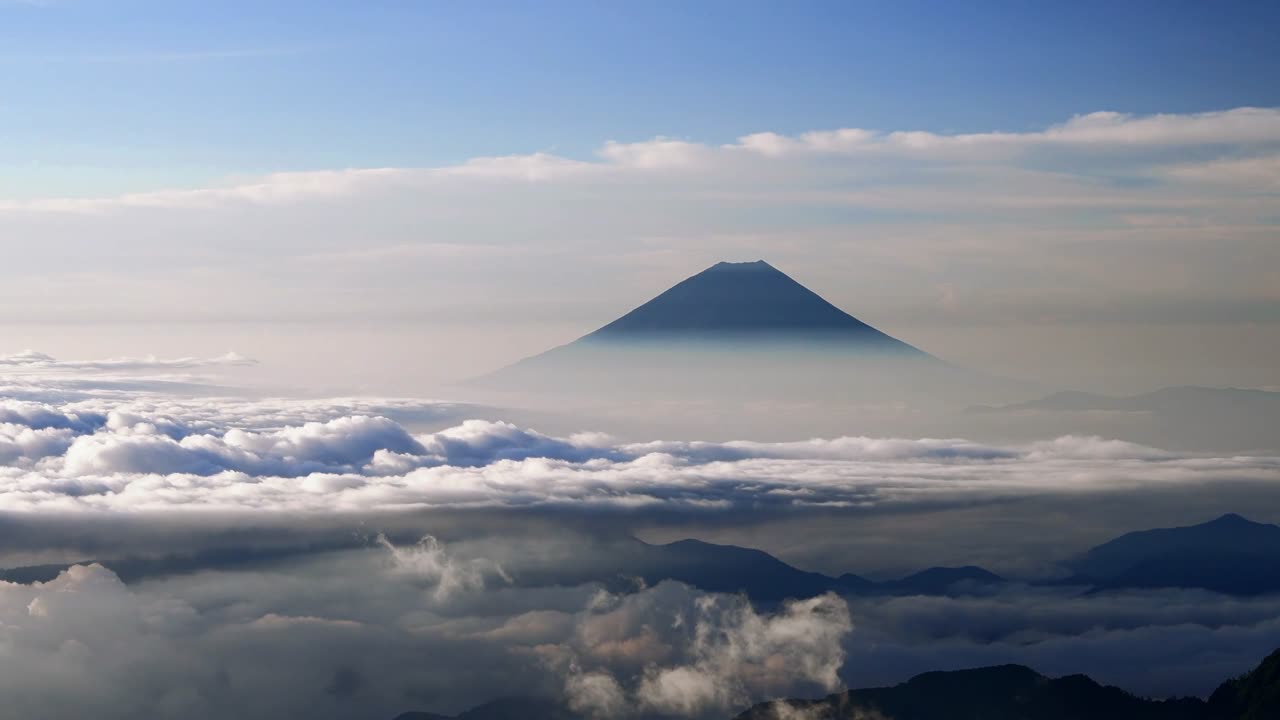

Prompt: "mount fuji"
[475,260,1027,407]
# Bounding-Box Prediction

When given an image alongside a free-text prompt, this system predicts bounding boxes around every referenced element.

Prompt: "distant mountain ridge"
[736,648,1280,720]
[629,514,1280,602]
[1069,513,1280,595]
[7,514,1277,599]
[393,647,1280,720]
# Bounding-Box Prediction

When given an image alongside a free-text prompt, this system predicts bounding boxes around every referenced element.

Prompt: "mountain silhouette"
[1208,647,1280,719]
[580,260,924,352]
[394,646,1280,720]
[736,663,1214,720]
[881,565,1006,595]
[572,537,995,604]
[472,260,1036,407]
[1071,514,1280,595]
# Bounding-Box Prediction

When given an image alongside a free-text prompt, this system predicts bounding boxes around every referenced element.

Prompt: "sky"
[2,7,1280,717]
[2,0,1279,392]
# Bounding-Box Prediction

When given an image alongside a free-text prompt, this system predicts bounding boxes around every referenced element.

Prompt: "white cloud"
[0,381,1274,513]
[0,107,1277,354]
[3,107,1277,216]
[1163,153,1280,190]
[635,593,850,716]
[0,350,257,372]
[377,533,511,601]
[551,585,851,718]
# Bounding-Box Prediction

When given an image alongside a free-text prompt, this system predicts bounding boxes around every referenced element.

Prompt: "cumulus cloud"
[548,585,851,718]
[0,381,1274,512]
[377,533,511,601]
[0,555,851,720]
[634,593,850,716]
[0,378,1276,717]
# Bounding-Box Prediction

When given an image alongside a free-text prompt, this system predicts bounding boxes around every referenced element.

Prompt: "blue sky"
[2,1,1278,390]
[3,0,1279,196]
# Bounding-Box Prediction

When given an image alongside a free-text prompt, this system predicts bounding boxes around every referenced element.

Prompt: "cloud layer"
[0,385,1276,514]
[1,372,1278,718]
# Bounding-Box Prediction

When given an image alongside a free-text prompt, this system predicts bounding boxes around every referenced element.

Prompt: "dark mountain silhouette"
[736,664,1210,720]
[393,697,582,720]
[593,538,993,604]
[474,260,1033,407]
[738,650,1280,720]
[581,260,924,352]
[969,386,1280,453]
[396,647,1280,720]
[625,538,870,602]
[1207,648,1280,720]
[1071,514,1280,595]
[881,565,1005,595]
[11,515,1276,611]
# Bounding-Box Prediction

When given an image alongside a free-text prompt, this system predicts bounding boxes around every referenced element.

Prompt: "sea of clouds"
[2,353,1279,719]
[0,374,1274,514]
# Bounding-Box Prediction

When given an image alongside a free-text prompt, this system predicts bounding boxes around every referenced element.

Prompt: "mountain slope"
[1208,648,1280,719]
[1072,514,1280,594]
[733,659,1249,720]
[398,647,1280,720]
[581,260,923,352]
[603,538,993,603]
[472,260,1038,407]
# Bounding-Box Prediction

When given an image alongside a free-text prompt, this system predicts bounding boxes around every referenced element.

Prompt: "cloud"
[0,350,257,372]
[377,533,511,601]
[1,107,1277,345]
[0,555,849,720]
[3,107,1278,216]
[549,585,851,718]
[0,377,1276,717]
[1163,153,1280,190]
[0,381,1274,513]
[634,593,850,716]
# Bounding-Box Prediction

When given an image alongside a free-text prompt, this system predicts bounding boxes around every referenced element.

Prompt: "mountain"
[736,664,1211,720]
[625,538,871,603]
[394,697,583,720]
[969,386,1280,453]
[1071,514,1280,595]
[475,261,1031,407]
[580,260,924,352]
[880,565,1005,595]
[396,647,1280,720]
[1207,648,1280,720]
[590,538,995,604]
[488,535,1000,605]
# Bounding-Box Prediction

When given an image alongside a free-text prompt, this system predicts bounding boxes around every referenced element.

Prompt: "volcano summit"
[476,260,1020,407]
[580,260,926,353]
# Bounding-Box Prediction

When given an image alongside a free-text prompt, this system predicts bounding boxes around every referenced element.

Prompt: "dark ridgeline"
[6,514,1278,601]
[1067,513,1280,596]
[393,648,1280,720]
[735,648,1280,720]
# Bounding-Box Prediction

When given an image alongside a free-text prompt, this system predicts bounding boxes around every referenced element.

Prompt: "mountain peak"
[705,259,776,272]
[1208,512,1253,527]
[580,260,924,353]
